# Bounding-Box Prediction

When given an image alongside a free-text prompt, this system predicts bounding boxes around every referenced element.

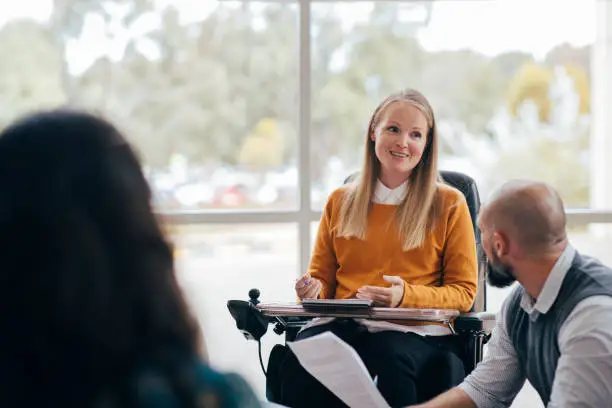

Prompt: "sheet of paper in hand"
[287,331,390,408]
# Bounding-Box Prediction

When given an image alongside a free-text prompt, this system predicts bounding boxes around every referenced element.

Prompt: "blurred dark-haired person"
[0,110,262,408]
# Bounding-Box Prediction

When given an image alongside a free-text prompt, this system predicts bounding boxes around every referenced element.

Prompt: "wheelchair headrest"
[439,171,481,244]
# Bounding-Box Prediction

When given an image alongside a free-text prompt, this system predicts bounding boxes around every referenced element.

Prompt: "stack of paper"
[288,332,390,408]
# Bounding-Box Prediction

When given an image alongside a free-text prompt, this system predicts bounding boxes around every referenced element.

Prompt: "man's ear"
[492,231,509,257]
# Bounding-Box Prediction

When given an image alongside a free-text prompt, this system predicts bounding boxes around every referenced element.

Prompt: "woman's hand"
[295,273,323,300]
[356,275,405,307]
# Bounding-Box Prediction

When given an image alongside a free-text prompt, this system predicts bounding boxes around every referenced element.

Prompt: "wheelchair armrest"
[227,299,271,341]
[228,289,495,342]
[454,312,496,335]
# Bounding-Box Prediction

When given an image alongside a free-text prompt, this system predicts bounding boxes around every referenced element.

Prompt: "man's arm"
[409,387,476,408]
[409,293,526,408]
[549,295,612,407]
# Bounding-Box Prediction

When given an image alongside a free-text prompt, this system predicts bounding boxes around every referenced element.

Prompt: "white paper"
[288,332,390,408]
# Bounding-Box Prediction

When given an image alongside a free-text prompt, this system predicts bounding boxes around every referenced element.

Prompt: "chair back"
[342,171,487,312]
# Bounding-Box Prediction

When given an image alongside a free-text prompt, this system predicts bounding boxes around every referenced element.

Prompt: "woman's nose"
[395,132,411,147]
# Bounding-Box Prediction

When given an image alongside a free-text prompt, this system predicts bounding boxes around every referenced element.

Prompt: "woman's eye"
[411,131,422,138]
[387,126,400,133]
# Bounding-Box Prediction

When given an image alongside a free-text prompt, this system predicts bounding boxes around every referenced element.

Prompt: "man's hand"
[356,275,405,307]
[295,273,323,300]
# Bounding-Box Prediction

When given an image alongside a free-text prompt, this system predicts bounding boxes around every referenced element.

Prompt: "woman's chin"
[381,162,413,176]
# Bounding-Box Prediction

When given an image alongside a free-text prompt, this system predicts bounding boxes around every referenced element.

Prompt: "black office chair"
[227,170,495,403]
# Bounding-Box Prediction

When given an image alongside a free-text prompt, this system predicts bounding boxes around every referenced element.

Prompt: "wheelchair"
[227,170,496,405]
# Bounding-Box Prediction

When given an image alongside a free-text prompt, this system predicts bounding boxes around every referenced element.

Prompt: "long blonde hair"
[337,89,440,250]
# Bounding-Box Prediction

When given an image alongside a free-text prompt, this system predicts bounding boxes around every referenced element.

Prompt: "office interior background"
[4,0,612,406]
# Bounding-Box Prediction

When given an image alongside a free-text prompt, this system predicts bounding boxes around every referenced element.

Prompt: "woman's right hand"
[295,273,323,300]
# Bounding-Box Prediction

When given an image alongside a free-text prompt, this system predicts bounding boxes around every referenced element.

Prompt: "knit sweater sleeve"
[307,189,342,299]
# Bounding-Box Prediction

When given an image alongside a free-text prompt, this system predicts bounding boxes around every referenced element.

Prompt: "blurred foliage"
[507,62,590,122]
[490,132,589,207]
[0,20,66,129]
[0,1,593,204]
[545,42,590,77]
[238,118,286,170]
[508,63,554,122]
[565,64,590,114]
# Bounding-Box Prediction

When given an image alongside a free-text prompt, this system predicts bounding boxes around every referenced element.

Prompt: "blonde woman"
[279,89,478,408]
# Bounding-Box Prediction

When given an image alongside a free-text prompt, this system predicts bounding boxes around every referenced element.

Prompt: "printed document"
[287,331,390,408]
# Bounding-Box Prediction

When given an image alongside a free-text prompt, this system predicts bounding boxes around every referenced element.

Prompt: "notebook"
[301,298,374,312]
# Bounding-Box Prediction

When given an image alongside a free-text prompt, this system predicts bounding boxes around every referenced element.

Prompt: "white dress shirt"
[302,180,451,336]
[459,244,612,407]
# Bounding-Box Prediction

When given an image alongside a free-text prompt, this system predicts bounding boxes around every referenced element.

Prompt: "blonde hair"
[337,89,440,250]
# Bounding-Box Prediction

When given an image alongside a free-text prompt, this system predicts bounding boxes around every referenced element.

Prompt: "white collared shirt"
[459,244,612,407]
[518,243,575,320]
[302,179,451,336]
[372,179,408,204]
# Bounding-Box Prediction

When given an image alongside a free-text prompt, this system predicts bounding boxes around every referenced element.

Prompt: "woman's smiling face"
[371,101,429,188]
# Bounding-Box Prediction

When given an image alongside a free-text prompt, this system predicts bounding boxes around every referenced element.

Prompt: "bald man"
[408,180,612,408]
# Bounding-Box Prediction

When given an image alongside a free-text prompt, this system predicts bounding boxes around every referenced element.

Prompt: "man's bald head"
[480,180,567,257]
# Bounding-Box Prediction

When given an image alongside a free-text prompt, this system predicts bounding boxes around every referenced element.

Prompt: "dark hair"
[0,110,201,407]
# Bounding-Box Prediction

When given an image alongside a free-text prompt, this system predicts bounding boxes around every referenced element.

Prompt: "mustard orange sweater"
[309,183,478,312]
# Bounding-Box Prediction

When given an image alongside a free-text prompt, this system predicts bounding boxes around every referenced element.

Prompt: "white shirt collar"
[372,179,408,205]
[520,243,576,319]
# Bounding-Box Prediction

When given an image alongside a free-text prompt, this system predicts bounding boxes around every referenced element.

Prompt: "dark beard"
[486,256,516,288]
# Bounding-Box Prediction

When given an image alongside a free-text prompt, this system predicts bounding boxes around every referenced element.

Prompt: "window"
[2,0,299,211]
[4,1,612,406]
[311,0,598,210]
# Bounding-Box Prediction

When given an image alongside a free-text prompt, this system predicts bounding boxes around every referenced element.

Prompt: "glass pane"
[172,223,298,397]
[2,1,298,210]
[311,0,601,210]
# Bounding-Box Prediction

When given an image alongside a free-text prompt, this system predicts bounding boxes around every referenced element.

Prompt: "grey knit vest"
[506,252,612,406]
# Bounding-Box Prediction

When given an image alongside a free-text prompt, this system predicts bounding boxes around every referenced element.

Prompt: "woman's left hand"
[356,275,405,308]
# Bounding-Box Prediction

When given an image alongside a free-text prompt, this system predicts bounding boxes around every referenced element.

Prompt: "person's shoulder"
[136,357,262,408]
[322,185,352,212]
[328,185,352,201]
[435,182,466,203]
[503,284,526,312]
[559,295,612,347]
[494,284,526,328]
[575,251,612,275]
[192,363,262,408]
[434,182,468,216]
